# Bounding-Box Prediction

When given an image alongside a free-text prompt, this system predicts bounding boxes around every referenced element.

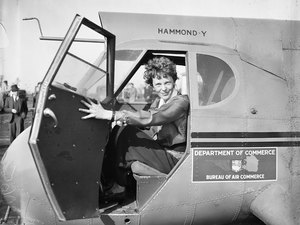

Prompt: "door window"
[196,54,235,106]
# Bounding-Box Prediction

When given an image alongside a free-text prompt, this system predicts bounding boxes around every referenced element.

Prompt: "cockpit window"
[97,50,144,92]
[116,53,186,105]
[197,54,235,106]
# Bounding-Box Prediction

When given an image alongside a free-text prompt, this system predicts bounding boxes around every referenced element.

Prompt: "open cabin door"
[29,15,115,221]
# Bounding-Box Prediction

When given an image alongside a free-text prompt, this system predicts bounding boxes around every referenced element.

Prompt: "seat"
[131,161,167,176]
[132,163,167,208]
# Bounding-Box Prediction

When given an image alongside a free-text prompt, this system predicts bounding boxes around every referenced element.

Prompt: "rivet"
[124,218,131,224]
[250,108,257,114]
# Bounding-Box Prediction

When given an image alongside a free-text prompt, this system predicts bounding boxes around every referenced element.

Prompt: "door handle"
[43,108,58,128]
[48,94,56,100]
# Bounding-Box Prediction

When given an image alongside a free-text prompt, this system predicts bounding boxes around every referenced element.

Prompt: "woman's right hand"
[79,98,112,120]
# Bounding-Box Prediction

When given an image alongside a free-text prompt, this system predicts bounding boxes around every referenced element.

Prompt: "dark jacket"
[4,96,28,122]
[120,94,189,148]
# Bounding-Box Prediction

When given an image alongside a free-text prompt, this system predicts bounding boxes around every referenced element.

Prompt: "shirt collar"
[158,89,179,108]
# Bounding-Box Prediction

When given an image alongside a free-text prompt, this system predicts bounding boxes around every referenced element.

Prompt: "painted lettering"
[201,31,207,36]
[240,174,265,179]
[206,175,224,180]
[158,28,206,37]
[245,149,276,156]
[194,150,234,156]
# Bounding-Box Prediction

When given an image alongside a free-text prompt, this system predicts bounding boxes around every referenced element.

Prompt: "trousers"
[9,116,24,143]
[103,125,184,186]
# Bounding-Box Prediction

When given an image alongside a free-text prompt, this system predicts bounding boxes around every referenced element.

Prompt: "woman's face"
[152,74,175,102]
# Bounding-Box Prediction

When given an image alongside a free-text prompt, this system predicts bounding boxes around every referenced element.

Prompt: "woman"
[79,56,189,197]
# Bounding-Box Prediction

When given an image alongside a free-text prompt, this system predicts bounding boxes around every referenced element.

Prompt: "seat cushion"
[131,161,167,176]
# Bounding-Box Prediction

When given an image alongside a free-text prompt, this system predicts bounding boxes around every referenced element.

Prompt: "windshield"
[99,49,144,92]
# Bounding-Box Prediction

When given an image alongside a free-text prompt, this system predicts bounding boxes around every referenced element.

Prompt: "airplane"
[0,11,300,225]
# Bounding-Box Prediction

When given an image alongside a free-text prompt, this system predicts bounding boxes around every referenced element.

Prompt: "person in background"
[4,84,28,143]
[143,83,154,104]
[0,91,3,112]
[1,80,9,107]
[1,80,9,92]
[124,82,137,103]
[0,81,3,111]
[32,82,41,108]
[79,56,189,199]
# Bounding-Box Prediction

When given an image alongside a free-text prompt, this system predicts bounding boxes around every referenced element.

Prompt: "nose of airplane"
[0,128,56,224]
[0,131,24,213]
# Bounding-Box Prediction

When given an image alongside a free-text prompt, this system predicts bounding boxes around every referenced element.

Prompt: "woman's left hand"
[79,98,111,120]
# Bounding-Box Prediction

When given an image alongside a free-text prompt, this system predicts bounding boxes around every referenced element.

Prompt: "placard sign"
[192,148,277,182]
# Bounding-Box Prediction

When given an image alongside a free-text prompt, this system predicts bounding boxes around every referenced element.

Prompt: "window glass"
[114,50,143,91]
[51,25,108,102]
[52,52,107,102]
[51,42,143,102]
[196,54,235,105]
[117,65,154,104]
[93,49,144,93]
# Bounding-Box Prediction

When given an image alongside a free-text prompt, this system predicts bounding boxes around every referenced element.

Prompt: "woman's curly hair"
[144,56,177,86]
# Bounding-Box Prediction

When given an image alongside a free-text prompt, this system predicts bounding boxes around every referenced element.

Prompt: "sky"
[1,0,299,92]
